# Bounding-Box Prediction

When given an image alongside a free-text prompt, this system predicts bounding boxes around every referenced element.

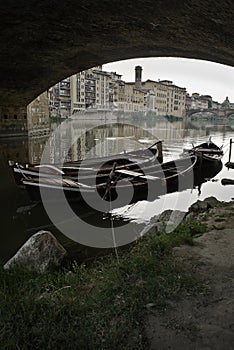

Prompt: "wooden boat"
[184,137,223,163]
[9,140,163,186]
[225,161,234,169]
[22,155,198,204]
[14,159,222,264]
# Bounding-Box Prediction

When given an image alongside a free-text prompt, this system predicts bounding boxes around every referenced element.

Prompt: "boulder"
[150,210,186,232]
[188,197,219,213]
[4,230,67,273]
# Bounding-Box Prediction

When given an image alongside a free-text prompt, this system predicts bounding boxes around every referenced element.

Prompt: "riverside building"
[113,66,186,117]
[48,66,122,117]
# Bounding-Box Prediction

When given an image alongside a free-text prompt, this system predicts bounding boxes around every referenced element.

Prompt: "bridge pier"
[27,92,50,138]
[0,106,28,137]
[0,92,50,138]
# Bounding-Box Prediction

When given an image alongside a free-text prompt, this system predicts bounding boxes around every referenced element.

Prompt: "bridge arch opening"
[27,56,234,125]
[1,1,234,134]
[1,0,234,108]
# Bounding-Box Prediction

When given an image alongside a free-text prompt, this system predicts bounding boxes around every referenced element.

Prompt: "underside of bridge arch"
[1,0,234,108]
[189,111,218,118]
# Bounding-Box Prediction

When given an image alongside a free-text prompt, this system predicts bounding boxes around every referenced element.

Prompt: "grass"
[0,222,206,350]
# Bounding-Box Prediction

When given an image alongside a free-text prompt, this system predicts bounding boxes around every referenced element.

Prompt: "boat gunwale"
[22,155,197,193]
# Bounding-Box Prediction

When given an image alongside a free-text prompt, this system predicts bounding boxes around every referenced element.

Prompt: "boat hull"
[185,139,223,163]
[22,155,198,205]
[9,141,163,186]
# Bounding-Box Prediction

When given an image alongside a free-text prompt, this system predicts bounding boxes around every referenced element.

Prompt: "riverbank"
[0,199,233,349]
[147,199,234,349]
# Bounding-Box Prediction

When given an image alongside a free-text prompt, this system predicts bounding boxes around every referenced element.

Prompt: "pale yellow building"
[143,79,186,117]
[113,82,145,112]
[114,66,186,117]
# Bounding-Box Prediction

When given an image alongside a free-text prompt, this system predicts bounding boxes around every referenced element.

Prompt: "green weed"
[0,222,206,350]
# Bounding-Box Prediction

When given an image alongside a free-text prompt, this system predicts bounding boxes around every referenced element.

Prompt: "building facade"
[190,93,212,109]
[48,65,187,118]
[143,79,186,117]
[113,82,145,112]
[112,66,186,117]
[49,66,122,117]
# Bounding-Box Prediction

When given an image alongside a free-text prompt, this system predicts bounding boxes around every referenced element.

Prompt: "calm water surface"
[0,117,233,262]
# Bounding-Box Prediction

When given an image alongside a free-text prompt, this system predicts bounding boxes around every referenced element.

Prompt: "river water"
[0,116,233,262]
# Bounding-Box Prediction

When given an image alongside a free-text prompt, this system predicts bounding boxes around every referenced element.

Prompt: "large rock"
[150,210,186,233]
[188,196,219,213]
[4,231,67,273]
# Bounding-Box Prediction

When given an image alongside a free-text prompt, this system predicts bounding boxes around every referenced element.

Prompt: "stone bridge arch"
[187,108,234,120]
[226,110,234,119]
[1,0,234,110]
[187,109,220,119]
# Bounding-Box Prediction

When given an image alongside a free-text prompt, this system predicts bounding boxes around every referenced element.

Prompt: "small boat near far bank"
[184,137,223,163]
[225,161,234,169]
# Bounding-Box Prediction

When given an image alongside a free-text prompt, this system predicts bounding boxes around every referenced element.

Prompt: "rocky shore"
[1,197,234,349]
[146,198,234,350]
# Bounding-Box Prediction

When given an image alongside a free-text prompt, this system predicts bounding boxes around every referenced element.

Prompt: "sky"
[103,57,234,103]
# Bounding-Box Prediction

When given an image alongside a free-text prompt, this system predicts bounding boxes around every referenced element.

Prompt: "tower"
[135,66,142,89]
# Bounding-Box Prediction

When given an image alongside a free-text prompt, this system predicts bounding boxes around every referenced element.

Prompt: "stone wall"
[27,91,50,137]
[0,106,27,136]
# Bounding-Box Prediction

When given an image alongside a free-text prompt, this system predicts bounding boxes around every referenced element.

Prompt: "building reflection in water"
[3,117,230,168]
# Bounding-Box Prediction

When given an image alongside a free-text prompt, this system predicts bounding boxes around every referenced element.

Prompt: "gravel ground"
[146,200,234,350]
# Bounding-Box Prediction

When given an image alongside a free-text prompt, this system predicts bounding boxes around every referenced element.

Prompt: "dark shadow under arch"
[0,0,234,107]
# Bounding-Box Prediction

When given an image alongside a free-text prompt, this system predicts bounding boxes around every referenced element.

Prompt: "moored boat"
[9,140,163,186]
[21,155,198,204]
[184,137,223,163]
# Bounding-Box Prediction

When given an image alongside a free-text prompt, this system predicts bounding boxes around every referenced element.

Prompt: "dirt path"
[146,201,234,350]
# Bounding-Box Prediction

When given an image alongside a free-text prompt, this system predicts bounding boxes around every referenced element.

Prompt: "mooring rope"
[109,190,120,264]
